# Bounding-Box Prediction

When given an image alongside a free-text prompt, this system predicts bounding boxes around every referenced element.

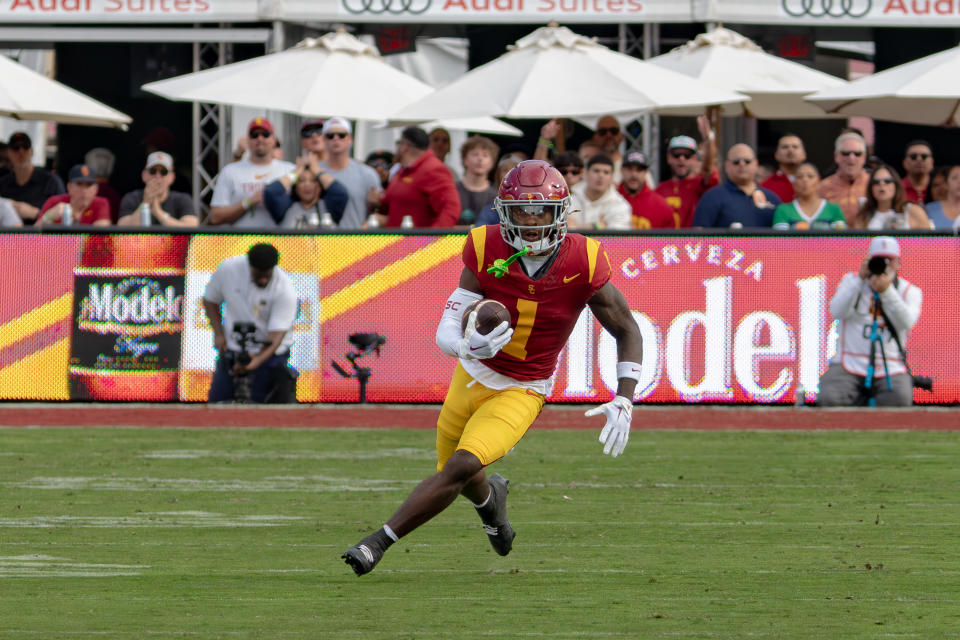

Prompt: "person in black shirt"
[117,152,198,227]
[0,132,65,224]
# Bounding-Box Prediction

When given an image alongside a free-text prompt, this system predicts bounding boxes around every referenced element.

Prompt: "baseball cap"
[67,164,97,184]
[145,151,173,171]
[869,236,900,258]
[668,135,698,152]
[622,151,650,168]
[322,117,352,136]
[365,150,394,165]
[248,117,274,135]
[8,131,31,148]
[300,118,324,133]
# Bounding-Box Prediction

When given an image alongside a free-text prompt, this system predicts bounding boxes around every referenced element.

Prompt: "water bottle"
[400,215,414,229]
[365,214,380,229]
[62,203,73,226]
[140,203,152,227]
[319,211,336,228]
[304,211,320,227]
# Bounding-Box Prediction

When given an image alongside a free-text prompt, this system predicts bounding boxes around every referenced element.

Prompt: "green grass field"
[1,425,959,639]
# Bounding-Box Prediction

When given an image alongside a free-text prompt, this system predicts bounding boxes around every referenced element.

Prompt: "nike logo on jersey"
[563,273,581,283]
[254,172,270,180]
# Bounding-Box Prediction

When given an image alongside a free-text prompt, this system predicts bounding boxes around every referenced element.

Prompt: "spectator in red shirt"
[655,115,719,227]
[761,134,806,203]
[35,164,111,228]
[618,152,676,229]
[901,140,934,205]
[382,127,461,228]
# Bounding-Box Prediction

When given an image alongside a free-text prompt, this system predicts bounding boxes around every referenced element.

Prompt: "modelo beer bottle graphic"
[68,234,189,400]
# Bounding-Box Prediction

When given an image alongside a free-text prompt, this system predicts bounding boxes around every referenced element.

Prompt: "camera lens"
[868,256,889,276]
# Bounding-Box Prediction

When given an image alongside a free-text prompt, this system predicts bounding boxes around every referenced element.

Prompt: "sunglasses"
[367,160,390,169]
[325,132,349,140]
[670,150,695,159]
[908,152,931,161]
[301,127,322,138]
[839,150,864,157]
[9,144,30,151]
[728,158,754,165]
[147,167,169,176]
[249,130,272,139]
[595,127,620,136]
[872,177,896,185]
[558,167,582,176]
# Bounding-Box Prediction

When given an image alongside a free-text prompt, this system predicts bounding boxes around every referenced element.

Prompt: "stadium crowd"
[1,114,957,232]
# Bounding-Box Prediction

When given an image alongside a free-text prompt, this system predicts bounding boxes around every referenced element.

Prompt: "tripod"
[863,291,893,407]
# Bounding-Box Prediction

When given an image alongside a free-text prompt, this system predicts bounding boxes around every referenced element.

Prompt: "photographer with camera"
[203,243,298,403]
[818,236,924,406]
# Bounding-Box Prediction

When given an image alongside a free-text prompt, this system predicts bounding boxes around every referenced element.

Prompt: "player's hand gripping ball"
[458,299,513,360]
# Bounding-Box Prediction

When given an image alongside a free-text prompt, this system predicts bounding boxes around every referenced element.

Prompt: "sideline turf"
[0,426,958,639]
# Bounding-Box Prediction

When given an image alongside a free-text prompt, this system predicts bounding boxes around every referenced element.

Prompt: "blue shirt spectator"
[693,143,781,229]
[263,167,348,228]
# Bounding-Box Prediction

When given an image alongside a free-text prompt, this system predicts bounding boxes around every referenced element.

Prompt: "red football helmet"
[494,160,571,253]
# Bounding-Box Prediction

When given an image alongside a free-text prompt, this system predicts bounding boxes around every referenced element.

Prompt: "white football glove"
[585,395,632,458]
[456,310,513,360]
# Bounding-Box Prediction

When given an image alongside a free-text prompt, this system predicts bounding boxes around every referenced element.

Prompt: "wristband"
[241,198,252,212]
[537,137,554,149]
[616,361,642,383]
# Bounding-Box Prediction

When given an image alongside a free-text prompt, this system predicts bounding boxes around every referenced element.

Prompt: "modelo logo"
[782,0,872,17]
[77,278,183,334]
[341,0,432,14]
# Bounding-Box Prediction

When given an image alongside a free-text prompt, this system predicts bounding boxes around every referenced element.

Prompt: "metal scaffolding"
[191,34,234,221]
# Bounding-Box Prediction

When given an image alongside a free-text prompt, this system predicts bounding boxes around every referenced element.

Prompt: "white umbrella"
[142,30,513,136]
[384,117,523,137]
[390,25,747,122]
[649,27,847,119]
[806,44,960,126]
[0,54,131,129]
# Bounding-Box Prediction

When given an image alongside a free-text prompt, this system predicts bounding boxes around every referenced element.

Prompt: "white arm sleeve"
[436,287,483,357]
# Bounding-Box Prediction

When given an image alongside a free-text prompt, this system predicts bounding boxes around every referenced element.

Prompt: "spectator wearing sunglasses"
[319,117,382,229]
[819,132,871,227]
[552,151,584,188]
[655,116,719,228]
[0,131,65,225]
[693,144,781,229]
[901,140,934,205]
[590,115,625,183]
[299,119,326,166]
[850,164,931,231]
[117,152,197,227]
[210,118,295,228]
[365,150,394,190]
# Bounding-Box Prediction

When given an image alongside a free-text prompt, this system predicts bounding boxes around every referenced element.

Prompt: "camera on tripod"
[230,322,259,403]
[331,332,387,402]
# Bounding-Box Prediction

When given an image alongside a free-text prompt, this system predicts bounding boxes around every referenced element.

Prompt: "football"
[461,299,511,335]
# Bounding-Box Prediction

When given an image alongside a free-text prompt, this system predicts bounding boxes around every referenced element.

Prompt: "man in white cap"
[117,152,198,227]
[818,236,923,406]
[318,116,382,229]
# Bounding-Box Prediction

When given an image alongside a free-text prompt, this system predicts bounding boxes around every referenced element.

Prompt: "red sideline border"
[0,404,957,430]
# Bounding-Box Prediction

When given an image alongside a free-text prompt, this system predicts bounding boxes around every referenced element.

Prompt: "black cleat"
[481,473,515,556]
[342,530,391,576]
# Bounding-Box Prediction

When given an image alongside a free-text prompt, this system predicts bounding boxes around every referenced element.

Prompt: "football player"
[343,160,643,576]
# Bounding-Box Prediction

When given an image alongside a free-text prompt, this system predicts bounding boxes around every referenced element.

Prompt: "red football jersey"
[462,226,611,381]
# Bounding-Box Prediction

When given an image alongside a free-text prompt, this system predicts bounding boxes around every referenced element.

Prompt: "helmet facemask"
[495,199,570,254]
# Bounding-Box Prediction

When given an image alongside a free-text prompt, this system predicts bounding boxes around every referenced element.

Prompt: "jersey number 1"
[502,298,538,360]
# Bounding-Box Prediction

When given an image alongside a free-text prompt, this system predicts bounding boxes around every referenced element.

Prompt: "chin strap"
[487,246,530,278]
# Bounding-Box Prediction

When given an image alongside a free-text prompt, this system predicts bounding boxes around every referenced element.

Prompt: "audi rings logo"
[341,0,432,14]
[782,0,872,18]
